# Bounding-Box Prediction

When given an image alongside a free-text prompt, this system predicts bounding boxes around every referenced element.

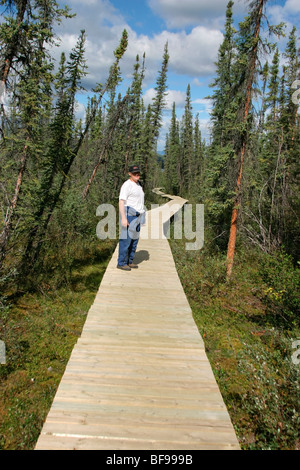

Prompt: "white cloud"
[69,0,98,4]
[55,0,297,95]
[192,98,213,114]
[268,0,300,32]
[166,27,223,76]
[53,21,223,93]
[193,78,205,87]
[148,0,246,28]
[143,87,156,107]
[198,117,212,142]
[74,100,86,121]
[144,88,186,109]
[59,33,79,52]
[165,89,186,109]
[122,26,223,83]
[285,0,300,14]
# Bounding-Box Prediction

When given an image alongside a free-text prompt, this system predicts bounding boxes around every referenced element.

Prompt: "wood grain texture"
[35,195,240,450]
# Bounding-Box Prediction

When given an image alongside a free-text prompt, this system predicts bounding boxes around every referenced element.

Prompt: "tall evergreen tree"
[181,84,193,195]
[124,53,146,172]
[164,102,180,194]
[21,30,87,270]
[226,0,267,278]
[81,30,128,199]
[210,0,236,147]
[265,48,280,124]
[0,0,71,269]
[204,0,237,246]
[151,42,169,139]
[143,42,169,190]
[192,113,203,196]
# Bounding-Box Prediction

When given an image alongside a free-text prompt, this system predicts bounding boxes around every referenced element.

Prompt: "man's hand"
[121,217,129,228]
[119,199,129,228]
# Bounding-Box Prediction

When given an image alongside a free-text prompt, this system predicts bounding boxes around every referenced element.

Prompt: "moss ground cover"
[169,236,300,450]
[0,239,116,450]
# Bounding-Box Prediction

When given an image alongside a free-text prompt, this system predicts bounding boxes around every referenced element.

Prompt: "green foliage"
[164,90,204,199]
[259,250,300,326]
[0,0,170,285]
[0,241,115,449]
[169,229,300,450]
[0,0,299,451]
[164,102,180,194]
[151,42,169,139]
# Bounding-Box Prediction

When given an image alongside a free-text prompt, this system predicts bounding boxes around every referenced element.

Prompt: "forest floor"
[0,228,299,450]
[169,235,300,450]
[0,239,116,450]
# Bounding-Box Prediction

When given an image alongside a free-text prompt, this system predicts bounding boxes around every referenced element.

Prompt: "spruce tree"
[226,0,267,278]
[204,0,237,246]
[192,113,203,196]
[143,42,169,190]
[20,30,87,271]
[0,0,71,269]
[209,0,236,147]
[164,102,180,194]
[181,84,193,195]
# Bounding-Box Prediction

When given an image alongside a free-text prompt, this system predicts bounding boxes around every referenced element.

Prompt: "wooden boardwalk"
[35,195,240,450]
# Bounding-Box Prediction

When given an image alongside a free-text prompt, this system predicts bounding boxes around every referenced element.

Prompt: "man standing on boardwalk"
[117,164,145,271]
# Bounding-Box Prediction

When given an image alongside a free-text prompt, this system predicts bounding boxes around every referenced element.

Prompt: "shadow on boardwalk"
[134,250,150,265]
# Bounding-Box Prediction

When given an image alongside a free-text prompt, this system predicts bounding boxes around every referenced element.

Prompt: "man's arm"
[119,199,129,228]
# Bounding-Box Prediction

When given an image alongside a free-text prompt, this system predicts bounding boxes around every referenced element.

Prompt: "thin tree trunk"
[226,0,264,278]
[0,138,29,268]
[226,141,245,278]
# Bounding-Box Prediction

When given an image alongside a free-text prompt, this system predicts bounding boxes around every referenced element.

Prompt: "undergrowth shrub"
[259,250,300,327]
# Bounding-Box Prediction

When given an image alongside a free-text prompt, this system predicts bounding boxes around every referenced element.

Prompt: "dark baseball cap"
[128,164,141,174]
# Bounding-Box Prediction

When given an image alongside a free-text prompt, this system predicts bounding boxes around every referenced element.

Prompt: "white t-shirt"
[119,179,145,213]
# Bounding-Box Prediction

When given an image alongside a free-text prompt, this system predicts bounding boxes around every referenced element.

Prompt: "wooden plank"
[36,434,237,451]
[35,196,240,451]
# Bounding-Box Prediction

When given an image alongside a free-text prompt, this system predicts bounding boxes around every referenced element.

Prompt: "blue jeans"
[118,206,141,266]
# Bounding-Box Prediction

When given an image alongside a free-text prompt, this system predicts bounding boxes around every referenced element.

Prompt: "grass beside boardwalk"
[169,236,300,450]
[1,211,299,450]
[0,239,116,450]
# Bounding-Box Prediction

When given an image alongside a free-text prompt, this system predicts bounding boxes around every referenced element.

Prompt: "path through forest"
[35,192,240,450]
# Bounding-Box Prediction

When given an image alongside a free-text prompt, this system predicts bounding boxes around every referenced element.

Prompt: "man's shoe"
[128,263,138,268]
[117,264,131,271]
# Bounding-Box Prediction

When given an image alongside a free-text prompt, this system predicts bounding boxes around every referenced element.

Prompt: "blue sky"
[51,0,300,149]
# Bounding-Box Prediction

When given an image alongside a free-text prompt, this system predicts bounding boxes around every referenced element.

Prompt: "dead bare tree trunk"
[0,138,29,269]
